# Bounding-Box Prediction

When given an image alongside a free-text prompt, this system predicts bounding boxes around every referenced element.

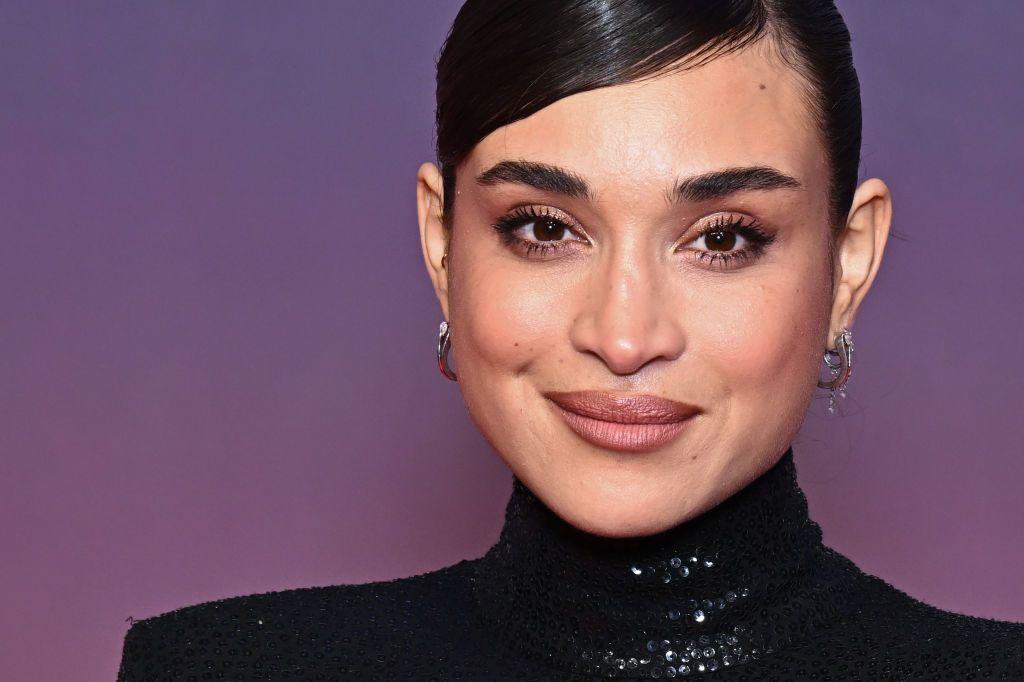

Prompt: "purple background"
[2,1,1022,678]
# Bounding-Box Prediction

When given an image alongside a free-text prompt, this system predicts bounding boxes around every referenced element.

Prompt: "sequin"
[117,447,1024,680]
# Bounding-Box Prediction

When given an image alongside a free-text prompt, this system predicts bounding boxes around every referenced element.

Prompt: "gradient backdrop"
[3,1,1022,679]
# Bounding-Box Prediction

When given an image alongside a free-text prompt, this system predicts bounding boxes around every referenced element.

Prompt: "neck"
[470,447,859,677]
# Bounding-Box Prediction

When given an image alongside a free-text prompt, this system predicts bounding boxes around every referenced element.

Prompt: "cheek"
[691,263,830,400]
[450,257,568,375]
[447,253,575,467]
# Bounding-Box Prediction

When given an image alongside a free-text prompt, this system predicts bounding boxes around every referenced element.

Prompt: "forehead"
[467,42,827,203]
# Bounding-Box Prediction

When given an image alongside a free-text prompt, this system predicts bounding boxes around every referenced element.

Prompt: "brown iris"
[705,229,737,251]
[533,218,566,241]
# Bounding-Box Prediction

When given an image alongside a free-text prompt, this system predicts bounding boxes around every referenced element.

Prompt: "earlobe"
[828,178,892,342]
[416,162,451,320]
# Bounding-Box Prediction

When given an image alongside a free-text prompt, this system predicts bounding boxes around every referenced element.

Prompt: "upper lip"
[544,390,701,424]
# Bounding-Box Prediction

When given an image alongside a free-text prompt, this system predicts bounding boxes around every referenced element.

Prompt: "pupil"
[533,219,564,242]
[707,229,736,251]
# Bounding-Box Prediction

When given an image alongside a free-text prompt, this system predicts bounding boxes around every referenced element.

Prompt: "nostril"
[568,277,686,374]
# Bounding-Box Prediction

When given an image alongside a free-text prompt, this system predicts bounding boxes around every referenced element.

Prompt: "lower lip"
[550,403,695,453]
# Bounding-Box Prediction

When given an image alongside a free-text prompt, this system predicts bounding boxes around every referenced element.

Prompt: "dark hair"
[434,0,861,244]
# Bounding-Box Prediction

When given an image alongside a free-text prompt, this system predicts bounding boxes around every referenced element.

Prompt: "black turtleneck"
[119,447,1024,680]
[471,448,859,678]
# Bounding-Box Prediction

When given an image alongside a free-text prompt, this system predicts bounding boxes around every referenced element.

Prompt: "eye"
[678,214,776,271]
[491,205,586,258]
[696,227,745,251]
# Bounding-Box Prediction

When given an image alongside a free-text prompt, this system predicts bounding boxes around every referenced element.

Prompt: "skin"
[416,40,892,538]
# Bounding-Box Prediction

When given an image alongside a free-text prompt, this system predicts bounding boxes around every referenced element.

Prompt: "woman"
[118,1,1024,679]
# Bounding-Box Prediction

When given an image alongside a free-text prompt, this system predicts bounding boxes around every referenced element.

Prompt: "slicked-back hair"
[433,0,860,240]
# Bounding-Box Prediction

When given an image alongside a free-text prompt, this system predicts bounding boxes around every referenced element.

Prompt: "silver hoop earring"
[437,320,457,381]
[818,327,853,414]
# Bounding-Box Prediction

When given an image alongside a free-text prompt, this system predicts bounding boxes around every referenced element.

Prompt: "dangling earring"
[818,327,853,414]
[437,320,457,381]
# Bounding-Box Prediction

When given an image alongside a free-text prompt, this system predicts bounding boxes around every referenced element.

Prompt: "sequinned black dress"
[118,448,1024,680]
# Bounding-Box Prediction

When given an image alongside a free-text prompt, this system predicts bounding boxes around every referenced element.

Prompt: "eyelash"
[490,206,777,270]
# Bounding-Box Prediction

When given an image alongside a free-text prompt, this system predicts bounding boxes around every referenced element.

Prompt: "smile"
[544,390,701,453]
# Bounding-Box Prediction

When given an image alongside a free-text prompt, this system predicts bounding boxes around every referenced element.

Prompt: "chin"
[534,478,701,539]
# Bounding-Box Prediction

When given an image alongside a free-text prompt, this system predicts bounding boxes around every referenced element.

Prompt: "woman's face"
[418,42,890,537]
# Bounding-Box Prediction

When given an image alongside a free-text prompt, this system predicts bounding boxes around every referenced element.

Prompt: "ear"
[416,162,451,321]
[827,177,893,347]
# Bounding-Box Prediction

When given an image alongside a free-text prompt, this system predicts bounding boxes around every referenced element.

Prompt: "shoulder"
[117,559,477,681]
[809,551,1024,677]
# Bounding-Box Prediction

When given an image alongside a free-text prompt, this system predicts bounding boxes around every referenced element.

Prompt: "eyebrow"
[475,160,594,201]
[670,165,802,203]
[474,160,801,204]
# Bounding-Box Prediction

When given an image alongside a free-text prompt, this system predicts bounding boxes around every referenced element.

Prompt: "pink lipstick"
[544,390,701,453]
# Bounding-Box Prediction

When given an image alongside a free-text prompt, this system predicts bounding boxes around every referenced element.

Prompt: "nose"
[569,250,686,376]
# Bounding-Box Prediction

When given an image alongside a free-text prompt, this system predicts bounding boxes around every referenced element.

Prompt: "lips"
[544,390,701,453]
